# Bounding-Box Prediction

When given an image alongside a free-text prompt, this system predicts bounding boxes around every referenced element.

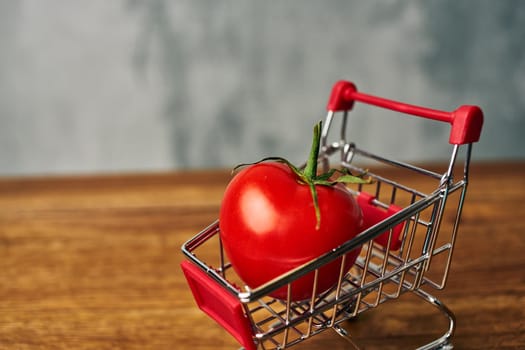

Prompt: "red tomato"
[219,162,363,301]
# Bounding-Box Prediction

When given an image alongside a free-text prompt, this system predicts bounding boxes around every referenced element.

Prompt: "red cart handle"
[327,80,483,145]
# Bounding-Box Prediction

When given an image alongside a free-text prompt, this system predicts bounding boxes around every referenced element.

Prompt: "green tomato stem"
[302,121,323,229]
[303,122,321,180]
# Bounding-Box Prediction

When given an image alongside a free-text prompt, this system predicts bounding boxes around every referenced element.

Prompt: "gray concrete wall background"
[1,0,523,175]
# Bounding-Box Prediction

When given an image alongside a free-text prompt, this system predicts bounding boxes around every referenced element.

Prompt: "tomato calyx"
[233,121,370,229]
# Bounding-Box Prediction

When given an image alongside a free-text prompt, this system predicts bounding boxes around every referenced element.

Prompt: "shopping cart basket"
[181,80,483,349]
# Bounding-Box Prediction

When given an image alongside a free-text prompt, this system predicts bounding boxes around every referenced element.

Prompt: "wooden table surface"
[1,161,524,350]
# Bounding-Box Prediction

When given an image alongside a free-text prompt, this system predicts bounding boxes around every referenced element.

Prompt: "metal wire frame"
[181,109,474,349]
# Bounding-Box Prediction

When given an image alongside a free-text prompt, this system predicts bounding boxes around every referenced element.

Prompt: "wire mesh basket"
[181,80,483,350]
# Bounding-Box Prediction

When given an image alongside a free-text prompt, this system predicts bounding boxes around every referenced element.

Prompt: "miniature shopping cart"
[181,80,483,349]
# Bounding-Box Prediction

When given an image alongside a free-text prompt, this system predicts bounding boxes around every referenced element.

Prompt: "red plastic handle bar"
[327,80,483,145]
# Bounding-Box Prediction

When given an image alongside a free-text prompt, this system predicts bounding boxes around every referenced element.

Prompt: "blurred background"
[1,0,524,176]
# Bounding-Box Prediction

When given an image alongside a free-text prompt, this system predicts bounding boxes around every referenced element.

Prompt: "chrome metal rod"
[413,288,456,350]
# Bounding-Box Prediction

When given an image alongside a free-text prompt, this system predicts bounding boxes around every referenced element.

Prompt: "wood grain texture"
[1,162,524,349]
